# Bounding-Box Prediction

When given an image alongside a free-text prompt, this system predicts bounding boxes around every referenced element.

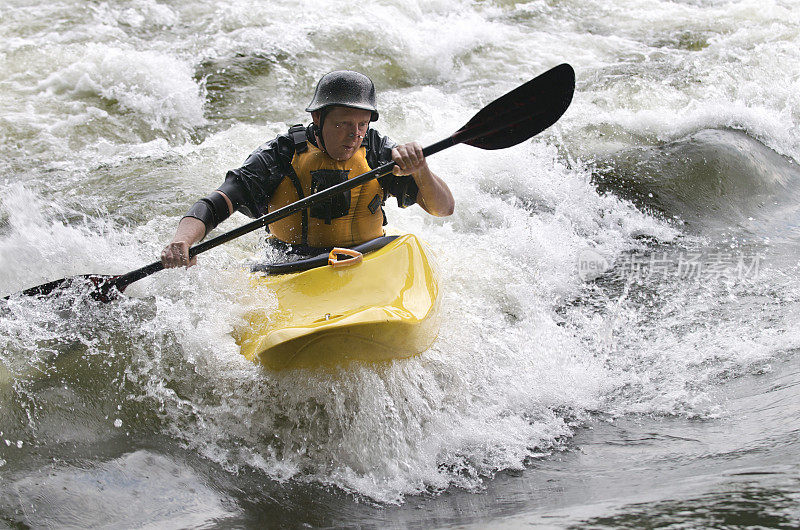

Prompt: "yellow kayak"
[234,234,440,370]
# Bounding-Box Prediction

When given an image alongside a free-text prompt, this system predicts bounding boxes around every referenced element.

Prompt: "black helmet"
[306,71,379,121]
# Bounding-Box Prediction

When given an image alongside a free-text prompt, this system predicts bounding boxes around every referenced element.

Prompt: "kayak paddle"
[3,63,575,303]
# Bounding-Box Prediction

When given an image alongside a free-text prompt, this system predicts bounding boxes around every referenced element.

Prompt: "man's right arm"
[160,136,291,269]
[161,191,233,268]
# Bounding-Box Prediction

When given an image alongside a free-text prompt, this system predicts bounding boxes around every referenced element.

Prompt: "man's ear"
[311,111,320,127]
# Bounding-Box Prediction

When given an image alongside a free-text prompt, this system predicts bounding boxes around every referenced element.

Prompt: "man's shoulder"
[250,129,296,159]
[240,127,304,174]
[363,128,395,166]
[363,127,394,146]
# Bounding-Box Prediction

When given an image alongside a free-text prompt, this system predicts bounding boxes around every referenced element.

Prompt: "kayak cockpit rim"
[251,235,400,275]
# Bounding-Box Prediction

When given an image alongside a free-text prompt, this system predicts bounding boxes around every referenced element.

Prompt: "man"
[161,70,454,268]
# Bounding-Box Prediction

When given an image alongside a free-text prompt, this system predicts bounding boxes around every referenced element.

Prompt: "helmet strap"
[314,108,332,154]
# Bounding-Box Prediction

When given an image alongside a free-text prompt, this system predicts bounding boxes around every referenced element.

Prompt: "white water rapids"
[1,0,799,527]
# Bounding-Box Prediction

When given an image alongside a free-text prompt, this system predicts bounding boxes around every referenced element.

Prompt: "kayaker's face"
[314,106,371,161]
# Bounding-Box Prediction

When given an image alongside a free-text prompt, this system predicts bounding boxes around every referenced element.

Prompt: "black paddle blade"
[455,63,575,150]
[3,274,123,303]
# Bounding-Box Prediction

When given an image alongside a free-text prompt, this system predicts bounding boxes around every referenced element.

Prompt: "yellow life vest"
[267,142,385,248]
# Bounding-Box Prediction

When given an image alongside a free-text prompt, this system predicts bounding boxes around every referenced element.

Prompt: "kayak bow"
[234,234,440,370]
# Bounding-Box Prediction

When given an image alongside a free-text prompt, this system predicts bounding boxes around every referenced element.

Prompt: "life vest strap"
[288,124,308,153]
[284,169,308,245]
[286,124,310,244]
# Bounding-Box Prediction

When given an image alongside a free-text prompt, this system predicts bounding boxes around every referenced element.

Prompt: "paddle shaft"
[113,137,458,290]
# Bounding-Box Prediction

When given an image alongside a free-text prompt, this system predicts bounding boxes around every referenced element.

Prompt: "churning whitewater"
[1,0,799,527]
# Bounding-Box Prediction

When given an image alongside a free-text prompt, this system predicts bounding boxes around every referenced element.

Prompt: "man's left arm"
[392,142,455,217]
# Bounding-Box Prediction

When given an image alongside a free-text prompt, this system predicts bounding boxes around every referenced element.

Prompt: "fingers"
[161,241,195,269]
[392,142,425,176]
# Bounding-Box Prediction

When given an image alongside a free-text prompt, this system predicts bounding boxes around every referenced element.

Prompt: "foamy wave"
[0,184,143,295]
[91,0,180,30]
[36,43,205,134]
